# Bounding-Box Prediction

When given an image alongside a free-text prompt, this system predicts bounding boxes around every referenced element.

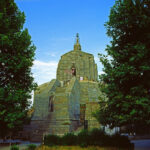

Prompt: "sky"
[15,0,116,86]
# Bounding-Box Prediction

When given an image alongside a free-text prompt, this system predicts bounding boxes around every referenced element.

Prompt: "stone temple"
[23,34,101,142]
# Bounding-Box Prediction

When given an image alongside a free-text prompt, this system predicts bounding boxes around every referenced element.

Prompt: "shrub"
[77,129,89,146]
[110,133,131,147]
[43,129,133,149]
[89,128,106,146]
[79,142,88,148]
[61,133,77,145]
[27,144,37,150]
[10,145,19,150]
[44,134,61,146]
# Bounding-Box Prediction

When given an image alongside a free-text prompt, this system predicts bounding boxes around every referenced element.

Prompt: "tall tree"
[0,0,36,138]
[96,0,150,132]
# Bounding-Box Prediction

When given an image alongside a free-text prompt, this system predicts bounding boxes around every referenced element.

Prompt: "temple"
[22,34,101,142]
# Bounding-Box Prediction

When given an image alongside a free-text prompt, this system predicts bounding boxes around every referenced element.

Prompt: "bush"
[79,142,88,148]
[44,134,61,146]
[110,133,131,147]
[61,133,77,145]
[10,145,19,150]
[27,144,37,150]
[43,129,133,149]
[77,129,89,146]
[89,128,106,146]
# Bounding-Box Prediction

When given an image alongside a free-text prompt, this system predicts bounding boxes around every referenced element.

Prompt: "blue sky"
[15,0,115,85]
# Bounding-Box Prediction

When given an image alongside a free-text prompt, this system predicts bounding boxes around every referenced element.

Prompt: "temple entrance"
[71,67,76,76]
[49,96,54,112]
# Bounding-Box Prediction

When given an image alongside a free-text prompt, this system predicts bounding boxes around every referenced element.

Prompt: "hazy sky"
[15,0,115,85]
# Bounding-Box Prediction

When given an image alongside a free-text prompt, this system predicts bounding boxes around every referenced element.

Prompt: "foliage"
[61,133,77,146]
[44,134,61,146]
[110,134,130,147]
[88,128,107,146]
[96,0,150,131]
[0,0,36,138]
[44,129,133,148]
[10,145,19,150]
[27,144,37,150]
[77,129,89,147]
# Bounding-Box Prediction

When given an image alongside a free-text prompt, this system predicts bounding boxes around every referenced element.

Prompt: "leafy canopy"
[96,0,150,129]
[0,0,36,137]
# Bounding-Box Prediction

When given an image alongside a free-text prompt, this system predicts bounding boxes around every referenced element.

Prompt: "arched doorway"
[71,67,76,76]
[71,63,76,76]
[49,96,54,112]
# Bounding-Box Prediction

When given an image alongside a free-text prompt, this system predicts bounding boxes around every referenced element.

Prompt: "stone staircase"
[51,86,71,135]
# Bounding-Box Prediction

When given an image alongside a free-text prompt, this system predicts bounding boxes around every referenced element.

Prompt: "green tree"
[0,0,36,138]
[97,0,150,132]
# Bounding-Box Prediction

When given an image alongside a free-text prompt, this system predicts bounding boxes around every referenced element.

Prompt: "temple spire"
[74,33,81,51]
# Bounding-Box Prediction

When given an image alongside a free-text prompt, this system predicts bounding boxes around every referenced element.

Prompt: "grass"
[0,145,27,150]
[37,145,128,150]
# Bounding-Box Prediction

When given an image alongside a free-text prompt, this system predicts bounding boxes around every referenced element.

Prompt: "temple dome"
[56,34,98,82]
